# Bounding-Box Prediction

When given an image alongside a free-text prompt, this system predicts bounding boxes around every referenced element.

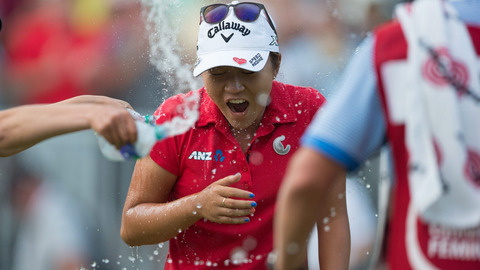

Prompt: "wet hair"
[270,52,281,70]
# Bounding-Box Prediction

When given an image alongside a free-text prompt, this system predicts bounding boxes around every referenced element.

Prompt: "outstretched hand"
[196,173,256,224]
[87,98,138,149]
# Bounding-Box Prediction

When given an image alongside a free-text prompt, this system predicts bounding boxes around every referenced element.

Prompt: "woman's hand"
[195,173,257,224]
[88,103,137,149]
[55,95,137,148]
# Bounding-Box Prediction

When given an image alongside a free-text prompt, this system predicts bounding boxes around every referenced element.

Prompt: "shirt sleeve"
[301,35,386,171]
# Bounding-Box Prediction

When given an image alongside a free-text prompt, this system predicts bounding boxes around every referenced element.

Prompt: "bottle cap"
[119,144,140,159]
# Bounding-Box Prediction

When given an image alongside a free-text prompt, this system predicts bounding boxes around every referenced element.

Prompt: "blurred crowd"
[0,0,400,269]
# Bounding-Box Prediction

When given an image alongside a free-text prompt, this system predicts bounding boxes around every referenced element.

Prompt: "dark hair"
[269,52,281,70]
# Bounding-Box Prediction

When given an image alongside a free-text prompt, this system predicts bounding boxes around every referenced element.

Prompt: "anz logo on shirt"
[188,150,225,162]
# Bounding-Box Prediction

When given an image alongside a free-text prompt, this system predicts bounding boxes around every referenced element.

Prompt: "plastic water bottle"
[96,110,168,161]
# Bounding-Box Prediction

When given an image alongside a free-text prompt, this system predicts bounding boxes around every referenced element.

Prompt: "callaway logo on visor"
[207,21,251,40]
[221,33,234,42]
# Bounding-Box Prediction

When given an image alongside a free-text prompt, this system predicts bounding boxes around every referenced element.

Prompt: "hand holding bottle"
[96,109,169,161]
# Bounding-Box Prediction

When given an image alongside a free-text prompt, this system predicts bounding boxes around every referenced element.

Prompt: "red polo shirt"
[150,81,326,269]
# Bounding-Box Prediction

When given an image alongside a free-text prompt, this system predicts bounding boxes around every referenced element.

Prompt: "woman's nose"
[225,74,245,93]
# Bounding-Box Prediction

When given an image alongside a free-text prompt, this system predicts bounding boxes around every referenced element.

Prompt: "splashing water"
[141,0,201,135]
[161,93,200,137]
[141,0,200,93]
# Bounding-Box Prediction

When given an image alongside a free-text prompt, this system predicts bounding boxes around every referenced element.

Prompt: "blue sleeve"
[301,36,386,171]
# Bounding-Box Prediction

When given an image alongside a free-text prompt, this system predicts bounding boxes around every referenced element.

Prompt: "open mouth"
[227,99,249,113]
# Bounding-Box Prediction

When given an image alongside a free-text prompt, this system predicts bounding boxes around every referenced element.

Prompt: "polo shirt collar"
[196,81,297,128]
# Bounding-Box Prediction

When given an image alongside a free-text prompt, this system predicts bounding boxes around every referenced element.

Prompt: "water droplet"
[231,247,248,263]
[324,225,330,232]
[243,236,258,251]
[256,93,271,106]
[196,203,202,209]
[286,242,300,254]
[249,151,264,165]
[332,8,339,17]
[102,259,110,264]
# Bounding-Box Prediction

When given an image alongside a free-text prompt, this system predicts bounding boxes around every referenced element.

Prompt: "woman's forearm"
[0,96,136,157]
[58,95,131,109]
[121,193,203,245]
[0,103,92,156]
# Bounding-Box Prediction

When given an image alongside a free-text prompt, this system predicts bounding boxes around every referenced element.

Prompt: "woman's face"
[201,57,279,130]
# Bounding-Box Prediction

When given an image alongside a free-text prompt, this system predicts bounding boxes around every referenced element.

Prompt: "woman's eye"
[208,68,226,76]
[211,72,225,76]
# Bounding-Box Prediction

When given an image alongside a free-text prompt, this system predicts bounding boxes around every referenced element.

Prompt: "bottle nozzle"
[154,125,167,140]
[145,114,158,125]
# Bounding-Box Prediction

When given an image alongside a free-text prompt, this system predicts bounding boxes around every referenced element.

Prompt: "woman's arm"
[121,156,257,246]
[0,95,137,157]
[57,95,132,108]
